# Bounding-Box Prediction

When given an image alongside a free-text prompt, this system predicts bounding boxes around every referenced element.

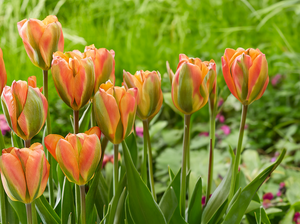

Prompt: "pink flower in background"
[277,182,286,197]
[262,192,274,208]
[220,125,231,135]
[216,113,225,123]
[0,114,10,135]
[271,151,280,162]
[294,212,300,224]
[218,98,224,107]
[199,132,209,137]
[136,126,143,137]
[271,74,282,86]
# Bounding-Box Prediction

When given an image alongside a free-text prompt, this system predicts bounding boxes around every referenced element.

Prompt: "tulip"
[51,50,95,111]
[93,81,138,144]
[0,143,50,203]
[84,45,115,94]
[17,15,64,70]
[221,48,269,105]
[123,70,163,121]
[44,127,101,185]
[1,77,48,140]
[204,60,217,113]
[0,48,7,96]
[171,54,209,115]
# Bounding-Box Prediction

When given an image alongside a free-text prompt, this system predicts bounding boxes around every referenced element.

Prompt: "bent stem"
[113,144,119,195]
[205,112,216,206]
[179,114,191,218]
[228,104,248,201]
[80,185,86,224]
[141,124,148,184]
[43,69,54,207]
[143,119,156,201]
[26,203,32,224]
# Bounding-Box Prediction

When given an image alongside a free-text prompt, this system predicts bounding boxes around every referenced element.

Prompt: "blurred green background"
[1,0,300,222]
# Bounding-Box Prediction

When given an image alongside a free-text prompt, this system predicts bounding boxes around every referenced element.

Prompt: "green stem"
[79,185,86,224]
[143,120,156,201]
[228,104,248,201]
[26,203,32,224]
[179,114,191,218]
[90,102,96,127]
[205,112,216,205]
[113,144,119,195]
[73,110,81,223]
[141,123,148,184]
[43,69,54,207]
[24,139,31,148]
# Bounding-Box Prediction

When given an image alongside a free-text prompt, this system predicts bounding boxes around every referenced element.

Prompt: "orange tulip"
[17,15,64,70]
[44,127,101,185]
[123,70,163,121]
[93,81,138,144]
[84,45,115,94]
[0,143,50,203]
[1,77,48,140]
[51,50,95,111]
[0,48,7,96]
[204,60,217,113]
[222,48,269,105]
[171,54,209,115]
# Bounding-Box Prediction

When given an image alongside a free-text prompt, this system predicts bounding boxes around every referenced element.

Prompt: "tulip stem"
[180,114,191,218]
[141,123,148,184]
[79,185,86,224]
[113,144,119,195]
[43,69,54,207]
[24,139,31,148]
[143,120,156,201]
[205,112,216,206]
[228,104,248,201]
[26,203,32,224]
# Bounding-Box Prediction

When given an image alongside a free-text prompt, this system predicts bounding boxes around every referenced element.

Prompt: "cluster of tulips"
[0,15,285,224]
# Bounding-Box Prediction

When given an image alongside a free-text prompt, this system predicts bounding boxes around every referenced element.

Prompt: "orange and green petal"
[44,134,64,160]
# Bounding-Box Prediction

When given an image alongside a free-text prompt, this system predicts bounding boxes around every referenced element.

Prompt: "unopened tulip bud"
[0,48,7,96]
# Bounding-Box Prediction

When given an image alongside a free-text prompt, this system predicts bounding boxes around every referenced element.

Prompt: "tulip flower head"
[123,70,163,121]
[171,54,209,115]
[0,143,50,204]
[17,15,64,70]
[222,48,269,105]
[51,50,95,111]
[0,48,7,95]
[44,127,101,185]
[84,45,115,94]
[203,60,217,114]
[93,81,138,144]
[1,77,48,140]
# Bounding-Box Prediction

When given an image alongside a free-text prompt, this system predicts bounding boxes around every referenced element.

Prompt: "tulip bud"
[222,48,269,105]
[1,77,48,140]
[93,81,138,144]
[171,54,209,115]
[0,48,7,96]
[123,70,163,121]
[17,15,64,70]
[204,60,217,114]
[51,50,95,111]
[166,61,175,83]
[0,143,50,204]
[84,45,115,94]
[44,127,101,185]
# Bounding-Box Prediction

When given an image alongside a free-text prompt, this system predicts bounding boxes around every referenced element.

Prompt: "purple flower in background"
[216,113,225,123]
[199,132,209,137]
[271,151,280,162]
[271,74,282,86]
[218,98,224,107]
[294,212,300,224]
[0,114,10,135]
[262,192,274,208]
[202,196,206,206]
[136,126,143,137]
[220,125,231,135]
[277,182,286,197]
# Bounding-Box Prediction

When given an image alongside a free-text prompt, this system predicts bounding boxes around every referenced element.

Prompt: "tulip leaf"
[187,176,202,224]
[61,177,75,224]
[122,141,167,224]
[113,187,127,224]
[125,133,138,168]
[125,196,135,224]
[159,187,178,223]
[8,198,27,224]
[35,195,60,224]
[0,129,6,151]
[222,149,286,224]
[201,146,235,224]
[5,194,19,224]
[94,172,110,219]
[79,103,92,133]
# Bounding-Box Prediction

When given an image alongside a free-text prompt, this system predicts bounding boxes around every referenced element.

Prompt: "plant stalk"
[79,185,86,224]
[113,144,119,195]
[179,114,191,218]
[141,123,148,184]
[26,203,32,224]
[228,104,248,201]
[143,120,156,201]
[24,139,31,148]
[43,69,54,207]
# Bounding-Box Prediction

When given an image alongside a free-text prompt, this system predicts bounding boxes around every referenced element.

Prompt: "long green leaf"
[122,141,167,224]
[159,187,178,223]
[8,198,27,224]
[187,177,202,224]
[35,195,60,224]
[114,187,127,224]
[222,149,286,224]
[124,133,138,168]
[79,103,92,133]
[61,177,75,224]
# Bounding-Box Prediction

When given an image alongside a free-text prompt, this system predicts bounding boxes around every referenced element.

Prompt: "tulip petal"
[11,81,28,117]
[0,48,7,95]
[44,134,64,160]
[1,86,18,132]
[56,139,80,183]
[85,126,101,140]
[38,155,50,198]
[79,135,101,184]
[221,56,239,100]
